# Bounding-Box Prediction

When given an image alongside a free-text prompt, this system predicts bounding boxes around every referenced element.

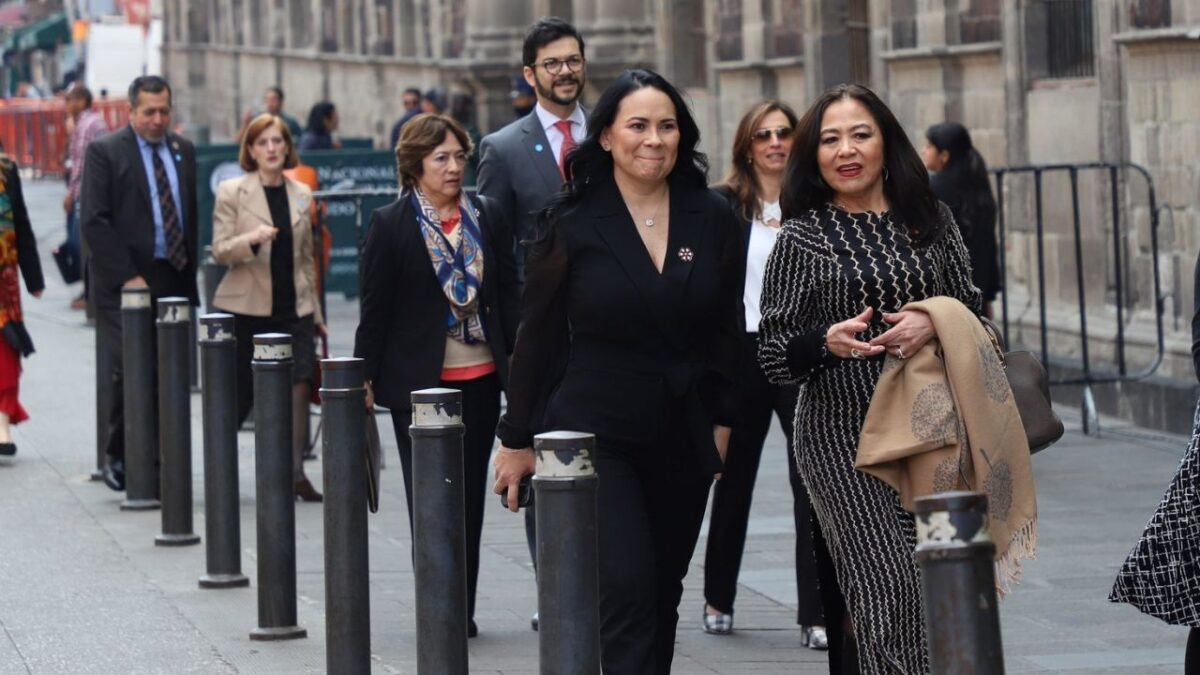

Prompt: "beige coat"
[211,173,322,323]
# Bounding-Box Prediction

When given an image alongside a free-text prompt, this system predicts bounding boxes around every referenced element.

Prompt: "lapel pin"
[174,154,182,162]
[534,143,544,152]
[677,247,694,262]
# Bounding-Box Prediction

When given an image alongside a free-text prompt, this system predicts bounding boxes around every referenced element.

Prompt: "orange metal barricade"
[0,98,129,176]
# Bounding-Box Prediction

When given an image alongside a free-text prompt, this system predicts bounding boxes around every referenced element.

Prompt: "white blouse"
[744,199,782,332]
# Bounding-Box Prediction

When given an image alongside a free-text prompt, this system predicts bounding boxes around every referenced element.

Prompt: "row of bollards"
[102,289,1005,675]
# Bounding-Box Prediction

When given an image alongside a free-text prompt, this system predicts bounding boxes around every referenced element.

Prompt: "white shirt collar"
[535,101,586,133]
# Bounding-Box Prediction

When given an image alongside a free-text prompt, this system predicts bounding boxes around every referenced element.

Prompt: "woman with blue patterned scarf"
[354,113,520,638]
[0,154,45,457]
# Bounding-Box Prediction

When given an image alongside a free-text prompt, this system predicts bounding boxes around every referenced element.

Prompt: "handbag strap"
[979,316,1007,366]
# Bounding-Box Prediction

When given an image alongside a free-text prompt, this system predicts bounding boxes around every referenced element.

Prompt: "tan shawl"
[856,296,1037,592]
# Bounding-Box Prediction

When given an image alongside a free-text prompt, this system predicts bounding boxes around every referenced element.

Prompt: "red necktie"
[554,120,576,178]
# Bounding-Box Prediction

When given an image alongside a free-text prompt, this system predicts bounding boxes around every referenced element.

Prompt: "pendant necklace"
[636,190,668,228]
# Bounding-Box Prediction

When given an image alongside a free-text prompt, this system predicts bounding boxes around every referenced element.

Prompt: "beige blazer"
[211,173,323,323]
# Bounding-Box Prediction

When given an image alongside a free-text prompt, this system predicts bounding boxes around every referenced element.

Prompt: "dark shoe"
[103,458,126,491]
[467,619,478,638]
[531,611,539,632]
[0,442,14,456]
[295,477,322,502]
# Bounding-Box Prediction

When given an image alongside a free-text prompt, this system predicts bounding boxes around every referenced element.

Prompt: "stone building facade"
[163,0,1200,430]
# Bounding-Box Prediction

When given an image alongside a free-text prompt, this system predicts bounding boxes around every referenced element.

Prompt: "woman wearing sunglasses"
[702,100,827,650]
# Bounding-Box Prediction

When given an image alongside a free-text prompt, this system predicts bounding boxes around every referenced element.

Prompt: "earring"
[747,157,753,165]
[883,167,890,181]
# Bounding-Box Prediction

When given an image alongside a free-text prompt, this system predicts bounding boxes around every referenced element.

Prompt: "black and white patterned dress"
[1109,399,1200,626]
[758,204,980,674]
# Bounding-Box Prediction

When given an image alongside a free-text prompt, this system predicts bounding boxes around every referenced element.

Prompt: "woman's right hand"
[364,381,375,411]
[249,224,277,246]
[493,447,536,512]
[825,307,885,360]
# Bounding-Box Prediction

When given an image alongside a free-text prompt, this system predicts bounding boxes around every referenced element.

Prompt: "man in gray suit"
[477,16,588,632]
[477,16,588,280]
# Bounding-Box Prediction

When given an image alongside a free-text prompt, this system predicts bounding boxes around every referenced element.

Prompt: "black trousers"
[98,261,193,462]
[703,332,824,625]
[594,431,712,675]
[389,372,500,621]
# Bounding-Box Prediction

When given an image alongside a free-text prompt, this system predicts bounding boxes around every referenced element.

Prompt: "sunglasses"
[751,126,794,142]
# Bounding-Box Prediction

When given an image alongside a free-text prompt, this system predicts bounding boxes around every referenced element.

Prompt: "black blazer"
[80,125,199,309]
[496,179,742,475]
[353,192,519,411]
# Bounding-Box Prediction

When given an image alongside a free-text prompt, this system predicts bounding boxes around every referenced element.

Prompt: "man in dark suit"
[476,16,588,632]
[477,17,588,278]
[81,75,199,491]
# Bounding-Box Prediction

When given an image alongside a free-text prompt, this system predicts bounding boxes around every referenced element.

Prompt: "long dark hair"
[718,100,799,222]
[542,69,708,230]
[305,101,336,134]
[782,83,943,246]
[925,122,996,239]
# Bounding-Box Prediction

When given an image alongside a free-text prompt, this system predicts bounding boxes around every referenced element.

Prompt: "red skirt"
[0,339,28,424]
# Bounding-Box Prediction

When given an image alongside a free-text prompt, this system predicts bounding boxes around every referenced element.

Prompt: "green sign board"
[194,139,395,298]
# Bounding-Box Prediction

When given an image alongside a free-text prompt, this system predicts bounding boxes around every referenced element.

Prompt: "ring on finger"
[849,348,864,360]
[896,346,906,360]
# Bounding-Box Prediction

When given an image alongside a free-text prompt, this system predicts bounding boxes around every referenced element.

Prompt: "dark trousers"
[594,434,712,675]
[98,261,193,462]
[703,332,823,625]
[389,372,501,621]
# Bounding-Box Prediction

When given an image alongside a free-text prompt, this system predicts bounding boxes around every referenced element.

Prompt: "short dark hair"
[266,85,284,101]
[522,17,584,67]
[66,85,94,108]
[128,75,172,108]
[782,83,943,246]
[403,88,421,99]
[395,114,475,190]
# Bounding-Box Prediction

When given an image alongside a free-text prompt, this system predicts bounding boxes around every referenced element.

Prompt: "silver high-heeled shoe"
[702,608,733,635]
[802,625,829,650]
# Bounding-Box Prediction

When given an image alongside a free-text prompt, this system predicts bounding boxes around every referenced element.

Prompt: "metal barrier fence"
[993,162,1165,433]
[0,98,129,176]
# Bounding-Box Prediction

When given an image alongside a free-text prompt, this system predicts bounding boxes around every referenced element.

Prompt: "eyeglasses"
[751,127,794,142]
[533,55,586,75]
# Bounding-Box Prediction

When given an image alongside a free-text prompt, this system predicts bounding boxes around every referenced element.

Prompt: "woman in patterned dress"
[1110,250,1200,671]
[757,84,980,674]
[0,154,44,458]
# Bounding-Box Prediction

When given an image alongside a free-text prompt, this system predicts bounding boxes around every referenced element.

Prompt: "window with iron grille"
[1129,0,1170,28]
[717,0,743,61]
[848,0,870,83]
[1045,0,1094,77]
[891,0,917,49]
[766,0,804,59]
[373,0,395,56]
[956,0,1001,44]
[443,0,466,58]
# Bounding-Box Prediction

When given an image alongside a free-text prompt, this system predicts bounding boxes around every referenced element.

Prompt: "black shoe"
[0,442,14,456]
[467,619,478,638]
[531,611,539,632]
[103,458,126,491]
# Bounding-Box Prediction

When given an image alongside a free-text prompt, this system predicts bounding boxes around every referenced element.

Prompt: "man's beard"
[535,73,584,107]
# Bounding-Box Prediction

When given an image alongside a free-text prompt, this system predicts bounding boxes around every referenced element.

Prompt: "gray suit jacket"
[477,109,582,261]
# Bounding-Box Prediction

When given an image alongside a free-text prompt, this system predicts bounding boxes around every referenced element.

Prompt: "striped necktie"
[149,142,187,271]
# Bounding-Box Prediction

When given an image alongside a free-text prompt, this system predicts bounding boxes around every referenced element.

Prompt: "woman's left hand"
[713,425,731,480]
[869,311,935,360]
[315,323,327,338]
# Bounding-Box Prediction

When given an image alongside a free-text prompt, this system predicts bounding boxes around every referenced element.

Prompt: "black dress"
[758,204,980,675]
[497,179,741,674]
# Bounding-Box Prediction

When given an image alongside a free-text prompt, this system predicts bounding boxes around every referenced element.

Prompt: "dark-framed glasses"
[535,55,586,75]
[751,126,794,142]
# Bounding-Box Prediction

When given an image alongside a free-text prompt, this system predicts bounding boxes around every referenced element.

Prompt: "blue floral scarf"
[411,188,487,344]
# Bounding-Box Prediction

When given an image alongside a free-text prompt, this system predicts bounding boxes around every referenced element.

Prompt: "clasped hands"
[824,307,934,361]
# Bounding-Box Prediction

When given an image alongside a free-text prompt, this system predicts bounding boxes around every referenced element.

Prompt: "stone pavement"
[0,178,1192,673]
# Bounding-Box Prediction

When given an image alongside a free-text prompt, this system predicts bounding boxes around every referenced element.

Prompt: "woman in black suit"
[354,113,518,637]
[492,69,741,674]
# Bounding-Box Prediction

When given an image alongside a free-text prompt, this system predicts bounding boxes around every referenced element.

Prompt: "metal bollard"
[249,333,307,641]
[410,388,468,675]
[198,313,249,589]
[188,313,199,392]
[534,431,601,675]
[914,491,1005,675]
[120,287,160,511]
[321,358,370,674]
[155,297,200,546]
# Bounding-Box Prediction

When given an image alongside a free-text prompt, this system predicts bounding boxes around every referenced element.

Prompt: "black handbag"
[52,243,81,285]
[980,317,1064,453]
